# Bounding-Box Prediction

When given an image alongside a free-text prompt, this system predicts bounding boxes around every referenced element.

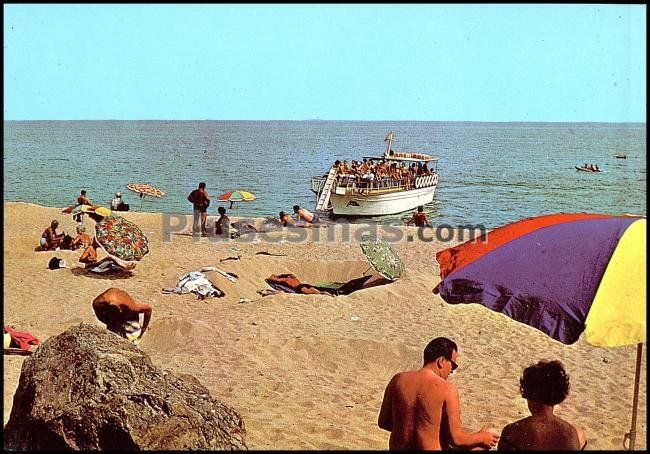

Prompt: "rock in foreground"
[4,323,247,450]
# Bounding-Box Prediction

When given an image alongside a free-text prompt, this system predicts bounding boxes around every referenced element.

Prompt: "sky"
[3,4,647,122]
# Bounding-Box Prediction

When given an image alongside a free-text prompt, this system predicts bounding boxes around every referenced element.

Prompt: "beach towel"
[265,273,322,295]
[312,275,373,295]
[164,271,225,298]
[4,326,40,351]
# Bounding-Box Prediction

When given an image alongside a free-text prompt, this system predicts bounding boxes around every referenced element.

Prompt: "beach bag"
[61,234,74,250]
[48,257,69,270]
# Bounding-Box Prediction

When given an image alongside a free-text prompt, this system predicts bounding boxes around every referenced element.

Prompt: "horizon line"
[3,119,647,124]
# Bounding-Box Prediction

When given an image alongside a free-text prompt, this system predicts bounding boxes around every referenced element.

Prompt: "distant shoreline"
[3,119,647,125]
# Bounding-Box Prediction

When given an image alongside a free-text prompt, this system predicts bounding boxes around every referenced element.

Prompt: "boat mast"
[384,131,394,157]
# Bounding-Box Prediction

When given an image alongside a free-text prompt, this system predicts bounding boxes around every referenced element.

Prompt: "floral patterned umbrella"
[94,214,149,262]
[360,239,404,281]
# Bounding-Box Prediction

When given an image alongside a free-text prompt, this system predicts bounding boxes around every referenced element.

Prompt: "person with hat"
[70,223,92,250]
[40,220,65,251]
[111,192,123,211]
[110,191,129,211]
[92,288,152,345]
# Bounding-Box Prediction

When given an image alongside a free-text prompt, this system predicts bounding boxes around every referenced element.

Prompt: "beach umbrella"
[218,190,256,209]
[94,213,149,263]
[360,239,405,281]
[126,183,166,210]
[432,212,646,450]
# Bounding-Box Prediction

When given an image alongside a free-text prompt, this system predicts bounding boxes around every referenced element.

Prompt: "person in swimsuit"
[378,337,499,450]
[293,205,320,223]
[92,288,152,343]
[187,182,210,237]
[215,206,231,237]
[40,220,65,250]
[498,360,587,451]
[406,205,432,227]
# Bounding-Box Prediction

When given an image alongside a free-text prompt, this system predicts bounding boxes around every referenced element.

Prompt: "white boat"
[310,132,439,216]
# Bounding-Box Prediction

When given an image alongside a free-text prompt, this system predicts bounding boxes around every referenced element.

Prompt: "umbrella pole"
[625,342,643,450]
[140,194,145,210]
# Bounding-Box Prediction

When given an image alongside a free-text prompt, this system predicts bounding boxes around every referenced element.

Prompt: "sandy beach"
[3,202,646,450]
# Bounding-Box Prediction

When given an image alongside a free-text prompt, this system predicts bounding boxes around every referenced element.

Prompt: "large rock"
[3,323,247,450]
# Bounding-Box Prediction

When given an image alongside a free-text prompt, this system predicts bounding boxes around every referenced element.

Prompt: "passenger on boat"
[406,206,432,228]
[294,205,320,223]
[594,164,599,171]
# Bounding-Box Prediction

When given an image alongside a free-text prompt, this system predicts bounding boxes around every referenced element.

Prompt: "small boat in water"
[576,165,601,173]
[613,153,628,159]
[310,132,438,216]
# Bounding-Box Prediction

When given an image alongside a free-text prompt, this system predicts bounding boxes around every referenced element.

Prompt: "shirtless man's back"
[382,369,451,449]
[378,337,498,451]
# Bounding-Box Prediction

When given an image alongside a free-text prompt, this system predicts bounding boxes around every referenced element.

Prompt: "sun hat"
[115,192,122,197]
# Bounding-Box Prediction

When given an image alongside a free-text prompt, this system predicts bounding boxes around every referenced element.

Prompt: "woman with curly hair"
[498,360,587,450]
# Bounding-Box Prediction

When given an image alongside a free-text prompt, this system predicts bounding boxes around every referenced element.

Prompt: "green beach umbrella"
[360,239,405,281]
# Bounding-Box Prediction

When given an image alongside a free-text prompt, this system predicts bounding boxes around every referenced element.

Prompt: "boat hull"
[330,185,437,216]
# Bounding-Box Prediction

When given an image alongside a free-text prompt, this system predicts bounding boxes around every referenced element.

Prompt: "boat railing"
[334,173,438,195]
[312,169,438,196]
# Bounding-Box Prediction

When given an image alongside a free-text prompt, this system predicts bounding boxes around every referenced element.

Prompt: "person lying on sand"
[92,288,152,344]
[378,337,499,450]
[498,360,586,451]
[84,256,136,271]
[279,211,327,228]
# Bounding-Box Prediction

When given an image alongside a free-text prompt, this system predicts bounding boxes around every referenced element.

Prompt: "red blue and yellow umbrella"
[218,190,256,209]
[433,212,645,449]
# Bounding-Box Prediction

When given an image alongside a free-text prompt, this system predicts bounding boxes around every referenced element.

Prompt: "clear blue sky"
[3,4,646,121]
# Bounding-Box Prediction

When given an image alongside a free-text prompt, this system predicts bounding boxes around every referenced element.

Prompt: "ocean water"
[3,120,646,229]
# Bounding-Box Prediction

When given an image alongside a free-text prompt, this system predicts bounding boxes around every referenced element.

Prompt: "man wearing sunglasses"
[378,337,499,450]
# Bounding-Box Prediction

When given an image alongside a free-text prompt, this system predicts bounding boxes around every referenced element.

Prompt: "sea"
[3,121,646,229]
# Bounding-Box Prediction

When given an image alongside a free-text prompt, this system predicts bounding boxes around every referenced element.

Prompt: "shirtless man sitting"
[92,288,152,344]
[378,337,499,450]
[40,220,65,251]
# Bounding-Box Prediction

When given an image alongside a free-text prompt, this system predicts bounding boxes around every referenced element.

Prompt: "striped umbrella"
[218,190,256,209]
[432,213,646,449]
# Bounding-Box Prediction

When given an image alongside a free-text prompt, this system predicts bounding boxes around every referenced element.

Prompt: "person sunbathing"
[498,360,587,451]
[84,255,136,271]
[279,211,296,227]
